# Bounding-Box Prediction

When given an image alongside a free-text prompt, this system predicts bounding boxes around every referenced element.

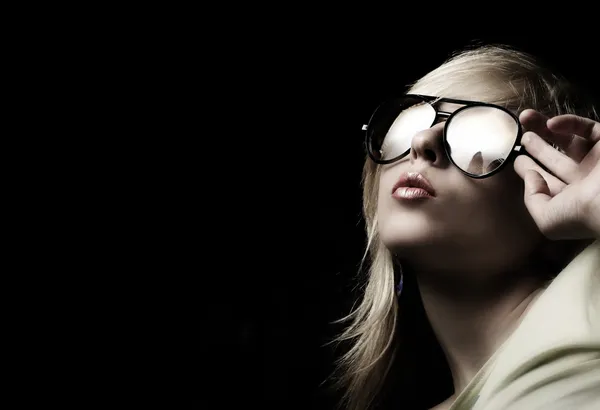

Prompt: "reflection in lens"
[379,102,436,160]
[445,106,518,175]
[486,158,505,173]
[466,151,483,174]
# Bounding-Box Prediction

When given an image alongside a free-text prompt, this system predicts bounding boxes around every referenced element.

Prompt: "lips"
[392,172,436,197]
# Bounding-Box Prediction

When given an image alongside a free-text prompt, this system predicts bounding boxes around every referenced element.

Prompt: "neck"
[415,268,545,395]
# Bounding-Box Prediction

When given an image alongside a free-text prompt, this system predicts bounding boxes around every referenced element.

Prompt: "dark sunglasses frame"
[363,94,525,179]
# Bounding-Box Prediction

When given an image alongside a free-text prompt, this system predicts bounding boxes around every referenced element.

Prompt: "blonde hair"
[331,44,598,410]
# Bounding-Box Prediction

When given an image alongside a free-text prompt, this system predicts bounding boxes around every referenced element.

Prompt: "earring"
[396,272,404,297]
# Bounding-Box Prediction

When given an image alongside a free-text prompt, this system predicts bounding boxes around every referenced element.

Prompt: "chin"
[378,217,440,255]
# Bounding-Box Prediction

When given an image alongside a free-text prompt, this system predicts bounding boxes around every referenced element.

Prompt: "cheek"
[468,175,531,227]
[379,169,395,192]
[376,180,389,221]
[485,172,526,210]
[377,170,398,209]
[444,171,524,225]
[376,174,398,239]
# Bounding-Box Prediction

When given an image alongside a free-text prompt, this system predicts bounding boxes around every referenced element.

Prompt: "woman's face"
[377,99,545,279]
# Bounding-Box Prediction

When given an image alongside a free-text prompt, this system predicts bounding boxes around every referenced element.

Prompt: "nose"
[409,122,449,166]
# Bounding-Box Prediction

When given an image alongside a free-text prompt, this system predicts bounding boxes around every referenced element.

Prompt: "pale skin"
[516,110,600,240]
[377,104,600,410]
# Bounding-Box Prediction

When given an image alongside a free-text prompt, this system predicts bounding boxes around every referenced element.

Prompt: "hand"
[513,110,600,240]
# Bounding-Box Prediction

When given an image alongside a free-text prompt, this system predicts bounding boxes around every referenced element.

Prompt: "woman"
[333,45,600,409]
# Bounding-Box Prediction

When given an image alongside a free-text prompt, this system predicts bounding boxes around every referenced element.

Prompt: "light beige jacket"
[450,240,600,410]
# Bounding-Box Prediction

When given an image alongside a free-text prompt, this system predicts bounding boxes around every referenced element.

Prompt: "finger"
[521,131,581,183]
[523,171,595,240]
[547,114,600,143]
[520,109,554,141]
[580,163,600,235]
[578,140,600,176]
[520,110,591,159]
[467,151,483,174]
[522,169,558,238]
[524,169,551,198]
[514,154,567,196]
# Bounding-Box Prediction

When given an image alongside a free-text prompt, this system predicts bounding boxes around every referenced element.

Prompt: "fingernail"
[521,132,531,145]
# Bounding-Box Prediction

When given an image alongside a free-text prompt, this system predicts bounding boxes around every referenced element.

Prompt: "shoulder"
[474,344,600,410]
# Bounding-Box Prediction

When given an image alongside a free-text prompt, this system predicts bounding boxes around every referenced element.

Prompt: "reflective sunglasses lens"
[369,98,436,161]
[445,106,519,176]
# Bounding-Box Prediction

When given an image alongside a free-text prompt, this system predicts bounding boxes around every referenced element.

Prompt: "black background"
[25,10,600,410]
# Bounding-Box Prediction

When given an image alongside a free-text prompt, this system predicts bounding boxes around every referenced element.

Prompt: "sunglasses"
[363,94,527,178]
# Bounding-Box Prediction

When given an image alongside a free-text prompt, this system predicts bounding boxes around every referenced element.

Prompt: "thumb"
[523,169,553,235]
[525,169,551,198]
